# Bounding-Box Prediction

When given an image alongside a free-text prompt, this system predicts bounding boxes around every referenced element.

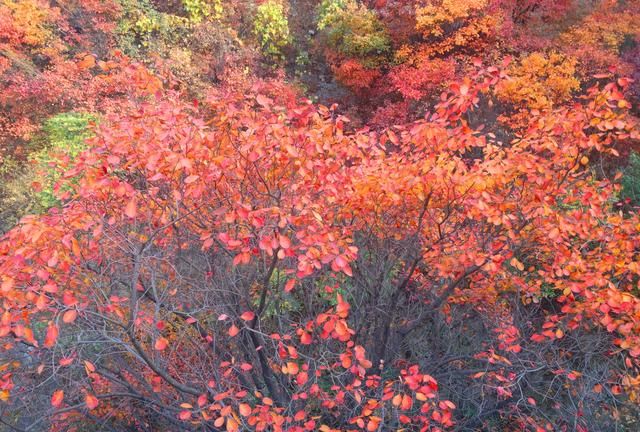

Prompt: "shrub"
[32,112,95,208]
[496,51,580,110]
[415,0,488,38]
[116,0,190,53]
[317,0,390,66]
[0,112,94,232]
[388,55,456,100]
[332,58,381,91]
[622,152,640,206]
[253,0,291,61]
[182,0,223,22]
[414,0,496,54]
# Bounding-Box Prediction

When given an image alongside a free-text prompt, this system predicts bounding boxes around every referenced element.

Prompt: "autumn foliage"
[1,1,640,431]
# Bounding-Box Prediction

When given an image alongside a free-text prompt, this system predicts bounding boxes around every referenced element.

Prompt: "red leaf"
[284,279,296,292]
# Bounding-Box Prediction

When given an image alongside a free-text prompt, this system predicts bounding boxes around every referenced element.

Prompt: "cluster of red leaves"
[332,59,382,94]
[388,56,456,100]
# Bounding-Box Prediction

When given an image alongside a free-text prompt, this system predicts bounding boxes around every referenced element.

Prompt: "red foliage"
[331,59,382,93]
[389,56,456,100]
[369,100,410,128]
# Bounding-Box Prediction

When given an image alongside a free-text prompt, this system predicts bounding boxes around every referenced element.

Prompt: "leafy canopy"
[0,65,639,431]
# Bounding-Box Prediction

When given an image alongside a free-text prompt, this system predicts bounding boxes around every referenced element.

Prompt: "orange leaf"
[44,323,58,348]
[84,360,96,374]
[185,175,199,184]
[279,235,291,249]
[59,357,74,367]
[51,390,64,408]
[85,393,99,410]
[366,418,380,431]
[124,199,137,219]
[300,332,312,345]
[400,394,412,410]
[239,403,251,417]
[334,320,350,339]
[155,337,169,351]
[509,258,524,271]
[286,362,299,375]
[1,277,14,293]
[228,325,240,337]
[226,417,239,432]
[77,55,96,70]
[240,311,255,321]
[71,238,81,258]
[62,310,77,323]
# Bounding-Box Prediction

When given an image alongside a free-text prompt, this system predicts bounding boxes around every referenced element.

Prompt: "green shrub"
[253,0,291,61]
[317,0,347,30]
[622,151,640,206]
[182,0,223,23]
[33,112,96,208]
[116,0,191,54]
[0,113,95,232]
[33,112,95,209]
[317,0,390,66]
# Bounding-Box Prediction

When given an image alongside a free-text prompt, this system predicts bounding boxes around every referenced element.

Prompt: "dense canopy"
[1,1,639,431]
